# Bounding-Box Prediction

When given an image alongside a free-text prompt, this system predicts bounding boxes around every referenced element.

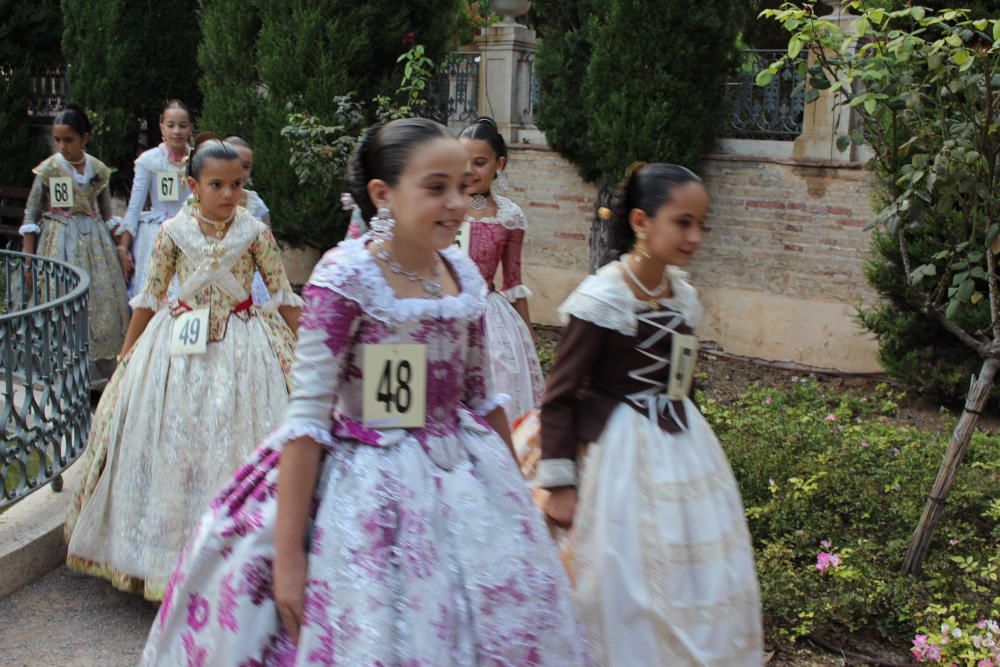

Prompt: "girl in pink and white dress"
[140,118,588,666]
[458,117,544,426]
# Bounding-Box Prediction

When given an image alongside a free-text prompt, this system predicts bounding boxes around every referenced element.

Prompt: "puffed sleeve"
[462,315,510,416]
[266,284,363,448]
[19,175,45,236]
[120,163,151,236]
[537,316,608,488]
[251,228,304,308]
[129,226,178,310]
[500,228,533,302]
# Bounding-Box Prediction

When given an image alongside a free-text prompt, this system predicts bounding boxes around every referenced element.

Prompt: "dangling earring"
[633,230,651,259]
[496,169,510,191]
[370,207,396,241]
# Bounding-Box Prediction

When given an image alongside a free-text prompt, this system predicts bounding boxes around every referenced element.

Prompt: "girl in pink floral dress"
[141,118,588,666]
[458,117,545,426]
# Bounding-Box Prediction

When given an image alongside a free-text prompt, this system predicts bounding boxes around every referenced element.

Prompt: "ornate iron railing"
[28,65,69,118]
[725,49,805,140]
[521,53,540,126]
[423,52,481,126]
[1,250,90,510]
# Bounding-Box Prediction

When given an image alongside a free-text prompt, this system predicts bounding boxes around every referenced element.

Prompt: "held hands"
[544,486,578,528]
[273,548,308,644]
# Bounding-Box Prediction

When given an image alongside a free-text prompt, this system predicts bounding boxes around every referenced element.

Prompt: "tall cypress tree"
[198,0,460,249]
[61,0,202,188]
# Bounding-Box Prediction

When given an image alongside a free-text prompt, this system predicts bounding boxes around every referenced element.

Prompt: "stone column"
[793,4,859,162]
[474,22,538,143]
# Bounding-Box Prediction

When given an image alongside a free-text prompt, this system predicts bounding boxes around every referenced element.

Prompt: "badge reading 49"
[169,308,210,356]
[667,334,699,401]
[156,171,180,202]
[363,344,427,428]
[49,177,74,208]
[452,220,472,255]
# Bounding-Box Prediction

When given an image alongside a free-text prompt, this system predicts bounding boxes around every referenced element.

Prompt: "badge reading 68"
[169,308,210,356]
[49,177,74,208]
[363,344,427,428]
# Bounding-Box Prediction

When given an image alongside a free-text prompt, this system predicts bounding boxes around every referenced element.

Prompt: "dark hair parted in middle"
[458,116,508,161]
[607,163,704,259]
[53,103,92,137]
[186,132,240,180]
[346,118,451,221]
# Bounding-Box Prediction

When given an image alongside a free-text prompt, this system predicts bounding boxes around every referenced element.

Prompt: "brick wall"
[505,143,882,372]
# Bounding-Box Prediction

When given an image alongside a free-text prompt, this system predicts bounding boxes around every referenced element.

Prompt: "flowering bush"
[455,1,500,45]
[912,612,1000,666]
[700,377,1000,646]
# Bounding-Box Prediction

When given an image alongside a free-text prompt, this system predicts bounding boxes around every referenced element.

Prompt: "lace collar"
[307,236,488,325]
[466,195,527,231]
[559,261,703,336]
[136,144,186,172]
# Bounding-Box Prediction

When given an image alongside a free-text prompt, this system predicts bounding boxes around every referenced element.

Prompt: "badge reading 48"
[363,344,427,428]
[169,308,210,356]
[666,334,699,401]
[156,171,180,202]
[49,177,74,208]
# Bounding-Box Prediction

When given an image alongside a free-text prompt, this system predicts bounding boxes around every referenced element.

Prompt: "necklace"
[65,154,86,166]
[374,240,443,298]
[470,192,490,211]
[195,208,236,240]
[621,254,670,310]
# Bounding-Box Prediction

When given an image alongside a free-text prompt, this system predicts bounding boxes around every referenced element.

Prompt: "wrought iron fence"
[28,65,69,118]
[1,250,90,510]
[423,52,481,126]
[725,50,805,140]
[521,53,540,126]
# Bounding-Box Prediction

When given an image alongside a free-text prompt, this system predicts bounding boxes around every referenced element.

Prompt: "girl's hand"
[273,548,308,644]
[544,487,578,528]
[116,246,134,278]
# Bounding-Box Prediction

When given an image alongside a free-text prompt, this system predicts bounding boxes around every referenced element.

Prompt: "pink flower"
[402,31,415,45]
[765,396,773,405]
[860,439,870,447]
[790,375,799,382]
[860,396,868,403]
[829,553,842,568]
[825,414,837,422]
[977,660,994,667]
[816,552,833,571]
[820,539,832,549]
[925,644,942,661]
[950,538,959,546]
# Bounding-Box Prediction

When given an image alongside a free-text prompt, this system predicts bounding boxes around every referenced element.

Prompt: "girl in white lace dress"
[458,117,544,426]
[140,118,588,665]
[116,99,193,298]
[65,135,302,600]
[537,164,763,666]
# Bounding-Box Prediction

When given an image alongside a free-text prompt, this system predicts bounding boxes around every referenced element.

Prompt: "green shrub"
[61,0,202,190]
[701,378,1000,645]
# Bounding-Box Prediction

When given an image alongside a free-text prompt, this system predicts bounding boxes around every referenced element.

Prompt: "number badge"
[156,171,180,202]
[362,344,427,428]
[452,220,472,255]
[170,308,210,356]
[49,176,74,208]
[666,333,699,400]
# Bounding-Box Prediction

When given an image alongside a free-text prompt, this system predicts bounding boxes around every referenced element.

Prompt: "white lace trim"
[19,223,40,235]
[559,262,703,334]
[268,289,304,308]
[472,392,511,417]
[135,145,185,173]
[261,420,336,451]
[537,459,578,488]
[129,291,165,311]
[502,284,533,302]
[467,195,528,231]
[307,236,488,324]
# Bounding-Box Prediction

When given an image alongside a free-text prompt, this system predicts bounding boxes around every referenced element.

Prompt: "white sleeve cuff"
[261,420,335,451]
[472,392,510,417]
[537,458,578,488]
[129,292,165,311]
[19,223,41,235]
[503,284,533,302]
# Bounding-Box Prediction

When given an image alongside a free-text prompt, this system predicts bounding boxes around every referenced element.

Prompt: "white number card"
[156,171,180,202]
[452,220,472,255]
[666,334,699,400]
[169,308,210,356]
[49,177,74,208]
[362,344,427,428]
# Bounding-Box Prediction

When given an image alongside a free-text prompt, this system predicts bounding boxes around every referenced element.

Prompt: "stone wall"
[506,143,883,373]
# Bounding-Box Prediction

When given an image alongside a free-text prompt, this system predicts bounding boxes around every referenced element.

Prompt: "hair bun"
[597,206,613,221]
[193,132,222,150]
[473,116,498,128]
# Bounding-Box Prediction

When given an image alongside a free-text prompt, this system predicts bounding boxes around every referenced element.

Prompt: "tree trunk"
[901,356,999,575]
[588,179,613,273]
